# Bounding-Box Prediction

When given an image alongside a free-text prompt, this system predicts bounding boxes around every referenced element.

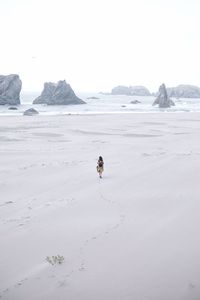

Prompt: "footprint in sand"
[3,215,31,227]
[79,262,86,271]
[64,270,74,279]
[188,282,195,290]
[44,197,75,209]
[58,280,68,287]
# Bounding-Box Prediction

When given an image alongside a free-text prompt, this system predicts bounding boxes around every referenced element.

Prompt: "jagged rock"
[153,84,175,108]
[8,106,18,110]
[33,80,85,105]
[111,85,150,96]
[23,108,39,116]
[0,74,22,105]
[167,85,200,98]
[130,100,141,104]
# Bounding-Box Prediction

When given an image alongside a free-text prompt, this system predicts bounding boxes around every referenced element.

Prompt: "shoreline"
[0,109,199,117]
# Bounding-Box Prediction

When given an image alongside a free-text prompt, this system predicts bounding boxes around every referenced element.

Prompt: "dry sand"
[0,113,200,300]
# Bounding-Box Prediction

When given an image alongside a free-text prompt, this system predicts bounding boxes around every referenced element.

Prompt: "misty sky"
[1,0,200,92]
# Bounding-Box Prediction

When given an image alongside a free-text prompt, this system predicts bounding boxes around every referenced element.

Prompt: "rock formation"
[33,80,85,105]
[8,106,18,110]
[0,74,22,105]
[130,100,141,104]
[23,108,39,116]
[167,85,200,98]
[111,85,150,96]
[153,84,175,108]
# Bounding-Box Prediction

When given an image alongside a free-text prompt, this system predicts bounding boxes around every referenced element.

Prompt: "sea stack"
[153,83,175,108]
[23,108,39,116]
[0,74,22,105]
[33,80,85,105]
[167,84,200,98]
[111,85,151,96]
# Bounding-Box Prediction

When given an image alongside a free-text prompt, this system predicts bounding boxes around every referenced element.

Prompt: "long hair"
[99,156,103,161]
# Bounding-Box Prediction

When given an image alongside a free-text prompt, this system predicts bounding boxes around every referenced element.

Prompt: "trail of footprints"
[0,278,29,299]
[0,192,125,296]
[61,191,126,285]
[28,191,127,289]
[1,197,76,228]
[0,196,77,297]
[18,160,85,171]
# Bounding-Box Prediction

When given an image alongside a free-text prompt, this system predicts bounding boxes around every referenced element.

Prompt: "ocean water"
[1,92,200,116]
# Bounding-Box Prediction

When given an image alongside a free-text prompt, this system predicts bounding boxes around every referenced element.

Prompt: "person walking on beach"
[97,156,104,178]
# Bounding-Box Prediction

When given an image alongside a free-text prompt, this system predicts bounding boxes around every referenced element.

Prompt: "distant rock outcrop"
[33,80,85,105]
[23,108,39,116]
[153,84,175,108]
[111,85,150,96]
[130,100,141,104]
[8,106,18,110]
[167,85,200,98]
[0,74,22,105]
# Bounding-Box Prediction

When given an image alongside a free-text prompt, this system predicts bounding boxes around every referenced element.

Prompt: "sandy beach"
[0,113,200,300]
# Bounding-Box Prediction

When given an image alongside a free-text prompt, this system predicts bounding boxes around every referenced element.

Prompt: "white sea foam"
[0,92,200,116]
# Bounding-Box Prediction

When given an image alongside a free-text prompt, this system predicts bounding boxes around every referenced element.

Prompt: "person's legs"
[97,166,103,178]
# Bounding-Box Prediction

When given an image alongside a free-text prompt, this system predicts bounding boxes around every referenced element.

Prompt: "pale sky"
[0,0,200,92]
